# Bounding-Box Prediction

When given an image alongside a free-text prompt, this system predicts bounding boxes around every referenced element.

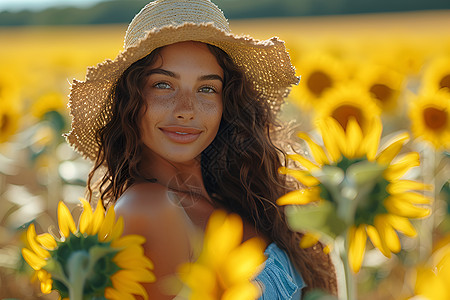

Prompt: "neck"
[139,146,210,200]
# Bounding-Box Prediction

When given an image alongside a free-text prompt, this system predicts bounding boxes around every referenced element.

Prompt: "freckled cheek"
[144,96,175,117]
[198,100,223,129]
[139,98,170,136]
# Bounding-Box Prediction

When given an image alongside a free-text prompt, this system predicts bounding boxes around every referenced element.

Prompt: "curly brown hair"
[87,44,337,296]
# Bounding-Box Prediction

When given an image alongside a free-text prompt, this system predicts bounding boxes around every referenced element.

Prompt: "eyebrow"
[199,74,223,83]
[148,68,223,83]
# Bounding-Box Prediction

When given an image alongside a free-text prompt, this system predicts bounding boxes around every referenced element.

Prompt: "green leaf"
[346,160,386,188]
[285,201,348,239]
[89,244,118,264]
[312,165,344,187]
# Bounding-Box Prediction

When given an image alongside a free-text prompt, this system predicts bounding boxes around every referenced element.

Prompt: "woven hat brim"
[66,23,299,161]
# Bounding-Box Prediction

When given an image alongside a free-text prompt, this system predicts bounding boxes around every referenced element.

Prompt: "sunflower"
[355,63,404,113]
[420,55,450,94]
[22,198,155,299]
[178,210,266,300]
[30,91,66,119]
[0,66,21,103]
[277,117,431,273]
[368,40,426,76]
[299,232,331,255]
[289,52,346,110]
[314,84,381,134]
[410,235,450,300]
[0,100,21,143]
[409,90,450,150]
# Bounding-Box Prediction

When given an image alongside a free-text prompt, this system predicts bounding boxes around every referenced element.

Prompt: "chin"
[163,151,203,164]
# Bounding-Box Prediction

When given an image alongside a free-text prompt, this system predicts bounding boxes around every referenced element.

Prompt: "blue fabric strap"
[256,243,306,300]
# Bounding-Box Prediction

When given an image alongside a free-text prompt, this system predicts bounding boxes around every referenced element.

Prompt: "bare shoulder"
[114,181,194,247]
[115,181,173,215]
[114,182,194,299]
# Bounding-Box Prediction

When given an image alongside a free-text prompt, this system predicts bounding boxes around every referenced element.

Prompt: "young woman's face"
[140,41,223,163]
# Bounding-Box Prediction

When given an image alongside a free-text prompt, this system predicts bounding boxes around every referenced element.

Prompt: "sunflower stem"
[67,251,90,300]
[43,258,70,287]
[340,233,357,300]
[419,145,437,262]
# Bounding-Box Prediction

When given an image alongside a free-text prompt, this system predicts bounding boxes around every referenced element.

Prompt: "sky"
[0,0,108,12]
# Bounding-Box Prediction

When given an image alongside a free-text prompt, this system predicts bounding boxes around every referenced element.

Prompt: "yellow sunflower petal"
[345,117,364,158]
[366,223,391,258]
[323,245,332,254]
[387,215,417,237]
[222,237,266,285]
[36,233,57,250]
[297,132,330,165]
[111,234,146,248]
[300,232,320,249]
[113,244,144,264]
[414,266,448,300]
[111,274,149,300]
[98,206,116,242]
[348,225,367,273]
[396,192,432,205]
[203,212,243,264]
[387,180,433,194]
[278,167,320,187]
[37,269,53,294]
[22,248,47,271]
[90,200,105,235]
[276,188,321,206]
[287,154,320,172]
[104,287,136,300]
[384,196,431,218]
[27,224,50,259]
[384,152,420,181]
[113,269,155,284]
[57,201,77,238]
[317,118,345,162]
[105,216,124,243]
[114,254,154,271]
[362,117,382,161]
[190,291,216,300]
[178,263,217,293]
[112,242,154,272]
[375,216,401,253]
[79,198,93,235]
[376,132,410,165]
[223,282,261,300]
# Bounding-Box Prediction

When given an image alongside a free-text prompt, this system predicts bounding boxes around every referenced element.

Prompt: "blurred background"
[0,0,449,299]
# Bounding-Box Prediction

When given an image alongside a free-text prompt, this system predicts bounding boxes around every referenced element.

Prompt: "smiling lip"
[159,126,202,144]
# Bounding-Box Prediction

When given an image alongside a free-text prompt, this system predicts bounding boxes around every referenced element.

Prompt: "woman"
[65,0,337,298]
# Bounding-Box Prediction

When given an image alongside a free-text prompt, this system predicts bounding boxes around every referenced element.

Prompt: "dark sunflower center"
[320,156,389,226]
[307,70,332,97]
[51,234,119,299]
[439,74,450,90]
[423,106,447,131]
[0,113,9,133]
[331,104,364,130]
[370,83,393,103]
[354,178,390,226]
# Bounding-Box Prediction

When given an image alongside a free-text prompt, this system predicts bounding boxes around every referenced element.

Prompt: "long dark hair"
[88,43,337,295]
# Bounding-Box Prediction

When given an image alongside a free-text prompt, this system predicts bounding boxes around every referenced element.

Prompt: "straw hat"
[66,0,299,161]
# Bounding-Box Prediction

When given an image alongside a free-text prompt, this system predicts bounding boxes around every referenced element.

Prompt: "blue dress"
[256,243,305,300]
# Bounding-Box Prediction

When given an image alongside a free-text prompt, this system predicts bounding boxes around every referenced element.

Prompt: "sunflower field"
[0,10,449,299]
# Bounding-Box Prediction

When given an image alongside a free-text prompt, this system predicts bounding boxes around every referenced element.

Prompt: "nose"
[173,91,195,120]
